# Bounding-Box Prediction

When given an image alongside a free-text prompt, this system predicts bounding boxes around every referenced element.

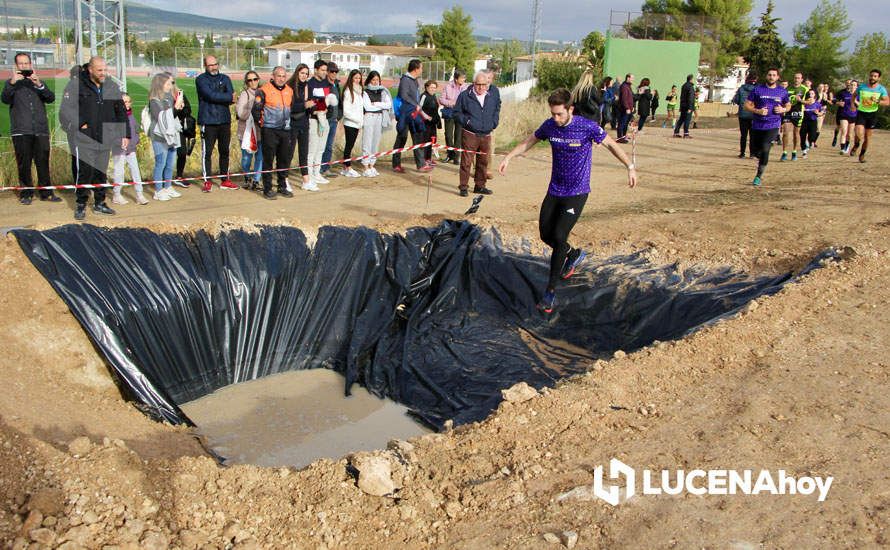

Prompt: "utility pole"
[528,0,542,82]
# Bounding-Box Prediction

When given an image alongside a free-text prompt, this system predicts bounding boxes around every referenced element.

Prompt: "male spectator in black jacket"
[673,74,696,138]
[2,52,61,204]
[59,56,130,220]
[454,71,501,196]
[196,55,238,192]
[392,59,431,173]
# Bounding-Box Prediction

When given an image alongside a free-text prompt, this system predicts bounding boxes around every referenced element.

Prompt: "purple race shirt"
[804,100,823,121]
[747,84,790,130]
[837,90,857,118]
[534,116,608,197]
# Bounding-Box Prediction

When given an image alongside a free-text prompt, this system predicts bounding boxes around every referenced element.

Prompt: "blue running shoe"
[791,152,798,161]
[537,290,556,314]
[752,176,762,187]
[561,249,587,280]
[780,152,788,161]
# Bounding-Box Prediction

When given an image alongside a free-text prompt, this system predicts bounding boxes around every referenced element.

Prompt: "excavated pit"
[13,221,832,465]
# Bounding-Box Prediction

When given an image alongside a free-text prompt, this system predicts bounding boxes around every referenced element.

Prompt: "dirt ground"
[1,124,889,549]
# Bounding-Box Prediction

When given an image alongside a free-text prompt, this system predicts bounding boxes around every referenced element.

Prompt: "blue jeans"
[241,146,263,182]
[152,140,176,192]
[618,111,632,139]
[320,118,338,173]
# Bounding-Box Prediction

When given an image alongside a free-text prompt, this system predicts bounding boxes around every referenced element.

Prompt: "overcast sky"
[149,0,882,46]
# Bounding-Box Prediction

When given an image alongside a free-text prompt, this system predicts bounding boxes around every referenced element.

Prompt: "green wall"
[603,37,701,105]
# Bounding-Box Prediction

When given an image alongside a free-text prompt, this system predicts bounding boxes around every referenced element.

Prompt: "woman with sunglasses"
[236,71,263,190]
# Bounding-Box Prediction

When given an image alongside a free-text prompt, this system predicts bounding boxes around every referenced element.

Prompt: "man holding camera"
[2,52,61,204]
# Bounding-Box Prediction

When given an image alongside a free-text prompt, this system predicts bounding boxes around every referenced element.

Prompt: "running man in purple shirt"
[744,68,791,187]
[499,88,637,313]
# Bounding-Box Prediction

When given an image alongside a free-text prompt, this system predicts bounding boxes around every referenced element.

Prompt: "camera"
[19,69,33,77]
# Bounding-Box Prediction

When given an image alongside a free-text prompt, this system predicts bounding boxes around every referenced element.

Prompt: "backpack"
[140,105,152,135]
[392,95,403,121]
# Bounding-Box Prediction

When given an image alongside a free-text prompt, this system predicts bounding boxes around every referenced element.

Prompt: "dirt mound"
[2,128,889,547]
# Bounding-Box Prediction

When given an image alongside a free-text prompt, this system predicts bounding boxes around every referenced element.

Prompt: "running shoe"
[92,203,116,215]
[839,146,847,155]
[752,176,762,187]
[393,166,406,173]
[74,204,86,220]
[301,181,320,192]
[173,180,190,188]
[167,187,182,198]
[738,152,746,158]
[314,174,330,185]
[801,149,808,158]
[537,290,556,314]
[780,152,788,162]
[791,152,798,161]
[419,164,433,173]
[561,249,587,280]
[831,136,837,147]
[859,152,866,163]
[849,144,859,156]
[111,194,128,205]
[154,189,171,201]
[202,180,212,193]
[220,179,239,190]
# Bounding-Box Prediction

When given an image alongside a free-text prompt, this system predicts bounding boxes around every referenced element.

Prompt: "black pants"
[751,128,779,177]
[261,127,292,193]
[290,124,309,177]
[637,114,649,132]
[392,125,426,169]
[201,124,231,181]
[343,126,360,167]
[674,108,691,135]
[617,111,632,139]
[738,118,753,155]
[539,193,588,290]
[74,145,111,206]
[443,117,462,160]
[177,136,195,178]
[800,118,818,149]
[12,134,53,200]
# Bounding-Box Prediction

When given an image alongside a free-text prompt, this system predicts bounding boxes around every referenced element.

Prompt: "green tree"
[494,39,525,82]
[580,31,606,66]
[744,0,786,79]
[366,36,388,46]
[788,0,851,84]
[849,32,890,80]
[416,22,438,48]
[293,28,315,43]
[533,58,584,94]
[203,32,215,49]
[436,6,476,73]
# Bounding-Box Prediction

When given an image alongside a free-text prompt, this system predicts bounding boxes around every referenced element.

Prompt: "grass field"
[1,76,198,138]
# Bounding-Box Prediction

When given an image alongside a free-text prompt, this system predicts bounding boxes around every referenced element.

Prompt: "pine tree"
[745,0,786,79]
[849,32,890,81]
[436,6,476,74]
[789,0,851,84]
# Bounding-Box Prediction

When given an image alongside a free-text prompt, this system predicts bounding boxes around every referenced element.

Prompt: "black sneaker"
[263,190,277,200]
[92,203,116,215]
[278,189,294,198]
[738,152,745,158]
[40,194,63,202]
[472,187,493,195]
[74,204,86,220]
[459,189,469,197]
[537,290,556,314]
[561,249,587,280]
[19,196,32,205]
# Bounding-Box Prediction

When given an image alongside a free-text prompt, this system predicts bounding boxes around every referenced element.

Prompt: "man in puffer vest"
[252,66,294,200]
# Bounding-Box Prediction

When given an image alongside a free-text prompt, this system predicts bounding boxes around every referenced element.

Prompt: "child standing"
[419,80,441,165]
[111,93,148,205]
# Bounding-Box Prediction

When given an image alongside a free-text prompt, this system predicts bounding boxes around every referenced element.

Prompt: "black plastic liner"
[14,221,833,430]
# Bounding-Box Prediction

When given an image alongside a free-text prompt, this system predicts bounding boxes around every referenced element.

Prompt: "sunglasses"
[247,77,259,82]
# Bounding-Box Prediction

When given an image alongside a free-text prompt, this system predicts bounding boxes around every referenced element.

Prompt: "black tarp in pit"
[13,221,833,430]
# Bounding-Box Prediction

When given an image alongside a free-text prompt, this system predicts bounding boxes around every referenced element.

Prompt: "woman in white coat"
[360,71,392,177]
[339,69,364,177]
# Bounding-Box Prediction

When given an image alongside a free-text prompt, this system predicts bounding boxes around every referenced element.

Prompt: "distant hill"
[5,0,281,38]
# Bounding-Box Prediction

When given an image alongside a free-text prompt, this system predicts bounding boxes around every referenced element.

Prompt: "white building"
[264,42,435,77]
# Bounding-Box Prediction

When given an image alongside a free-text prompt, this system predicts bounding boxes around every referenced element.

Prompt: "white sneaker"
[112,193,129,205]
[363,168,375,177]
[301,181,320,192]
[136,193,149,205]
[166,187,182,198]
[153,189,171,201]
[314,174,330,185]
[348,168,362,178]
[370,167,380,177]
[285,178,293,192]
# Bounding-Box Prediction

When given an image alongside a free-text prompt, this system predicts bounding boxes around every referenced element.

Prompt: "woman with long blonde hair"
[571,69,603,124]
[148,72,182,201]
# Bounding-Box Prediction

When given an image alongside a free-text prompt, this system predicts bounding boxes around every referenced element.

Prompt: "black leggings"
[290,124,309,177]
[738,118,753,155]
[800,118,818,149]
[343,126,359,167]
[751,128,779,177]
[539,193,588,290]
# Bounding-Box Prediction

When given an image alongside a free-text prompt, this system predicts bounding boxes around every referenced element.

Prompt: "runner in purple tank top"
[499,88,638,314]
